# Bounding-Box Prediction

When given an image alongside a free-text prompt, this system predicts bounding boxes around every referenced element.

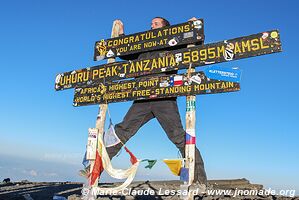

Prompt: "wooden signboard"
[73,72,240,106]
[93,19,204,61]
[55,30,281,91]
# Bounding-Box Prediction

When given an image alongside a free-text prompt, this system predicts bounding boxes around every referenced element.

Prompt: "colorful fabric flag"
[142,159,157,169]
[103,120,120,147]
[96,134,140,193]
[185,133,196,144]
[82,152,89,168]
[124,146,138,165]
[180,167,189,182]
[90,151,104,186]
[163,159,182,176]
[185,129,196,144]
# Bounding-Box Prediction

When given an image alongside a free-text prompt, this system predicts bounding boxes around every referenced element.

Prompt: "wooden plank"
[93,20,204,61]
[73,72,240,106]
[55,30,281,91]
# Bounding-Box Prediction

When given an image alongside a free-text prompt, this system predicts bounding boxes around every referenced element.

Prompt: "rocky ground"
[0,179,297,200]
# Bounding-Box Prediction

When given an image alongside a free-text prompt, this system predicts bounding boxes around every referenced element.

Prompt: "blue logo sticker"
[203,66,242,83]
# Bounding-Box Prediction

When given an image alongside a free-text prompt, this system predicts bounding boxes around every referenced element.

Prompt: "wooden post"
[185,51,196,186]
[185,44,196,200]
[185,21,205,197]
[88,21,121,189]
[185,20,205,186]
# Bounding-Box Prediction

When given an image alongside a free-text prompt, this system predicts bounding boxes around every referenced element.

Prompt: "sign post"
[88,21,120,191]
[184,42,197,200]
[185,55,197,186]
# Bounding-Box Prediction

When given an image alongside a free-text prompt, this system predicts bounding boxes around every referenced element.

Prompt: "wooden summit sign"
[55,30,281,91]
[73,72,240,106]
[93,19,204,61]
[54,18,284,194]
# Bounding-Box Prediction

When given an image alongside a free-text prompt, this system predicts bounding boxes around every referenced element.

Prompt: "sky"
[0,0,298,195]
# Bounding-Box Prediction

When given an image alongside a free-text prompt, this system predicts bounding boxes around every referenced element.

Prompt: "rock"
[2,178,10,183]
[20,179,30,183]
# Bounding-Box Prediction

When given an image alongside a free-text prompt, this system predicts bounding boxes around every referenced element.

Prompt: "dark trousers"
[106,99,207,184]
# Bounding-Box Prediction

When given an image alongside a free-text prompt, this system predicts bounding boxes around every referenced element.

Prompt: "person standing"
[106,17,207,187]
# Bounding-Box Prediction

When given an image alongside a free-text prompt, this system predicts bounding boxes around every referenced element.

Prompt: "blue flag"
[82,151,89,168]
[180,167,189,182]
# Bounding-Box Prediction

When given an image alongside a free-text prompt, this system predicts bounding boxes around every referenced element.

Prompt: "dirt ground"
[0,179,298,200]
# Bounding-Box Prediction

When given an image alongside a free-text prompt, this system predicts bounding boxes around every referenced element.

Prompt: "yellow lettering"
[177,26,184,34]
[122,63,128,73]
[143,59,150,71]
[241,40,251,52]
[144,41,157,48]
[183,51,191,63]
[135,35,140,42]
[107,40,113,47]
[217,46,225,58]
[98,68,105,78]
[106,67,111,77]
[169,56,176,66]
[77,73,83,82]
[157,31,162,37]
[111,66,117,76]
[191,50,199,62]
[129,62,135,73]
[158,57,165,67]
[251,38,260,51]
[136,61,143,72]
[234,42,241,54]
[92,69,99,79]
[184,24,191,32]
[199,49,207,61]
[208,47,216,59]
[129,36,134,43]
[140,33,145,40]
[152,58,157,68]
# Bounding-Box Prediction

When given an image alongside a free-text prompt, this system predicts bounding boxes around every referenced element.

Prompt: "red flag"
[124,146,138,165]
[90,151,104,186]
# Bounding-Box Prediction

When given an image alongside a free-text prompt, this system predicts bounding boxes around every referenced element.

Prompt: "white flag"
[103,122,120,147]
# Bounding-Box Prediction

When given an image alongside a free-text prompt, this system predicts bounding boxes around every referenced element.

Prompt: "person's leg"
[151,100,185,151]
[152,100,207,184]
[106,101,154,159]
[194,147,207,184]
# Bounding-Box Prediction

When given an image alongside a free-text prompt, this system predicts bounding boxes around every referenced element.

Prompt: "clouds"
[22,169,58,178]
[0,154,82,182]
[43,172,58,177]
[40,152,82,165]
[22,169,38,177]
